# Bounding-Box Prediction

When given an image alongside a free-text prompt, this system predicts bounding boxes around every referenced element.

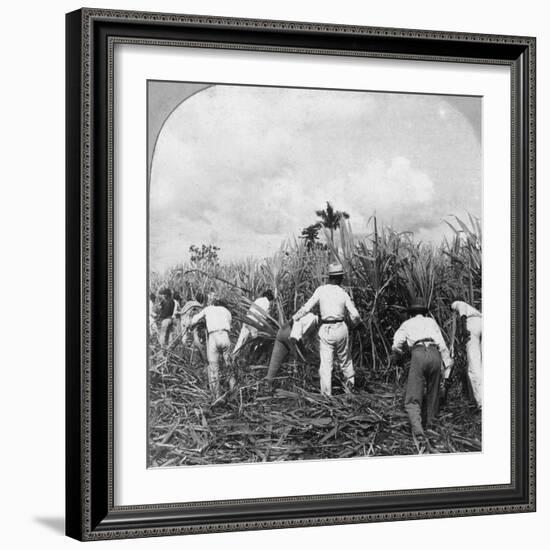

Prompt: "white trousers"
[466,316,483,407]
[207,330,231,398]
[318,322,354,396]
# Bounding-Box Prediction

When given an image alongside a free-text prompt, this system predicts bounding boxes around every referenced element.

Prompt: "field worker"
[293,263,361,396]
[265,313,318,389]
[190,296,233,399]
[451,300,482,408]
[392,299,453,441]
[157,288,175,348]
[232,289,274,357]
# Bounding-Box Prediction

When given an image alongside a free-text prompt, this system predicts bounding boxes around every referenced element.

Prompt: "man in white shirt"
[392,299,453,439]
[232,289,274,357]
[190,297,233,399]
[293,263,361,396]
[451,300,482,408]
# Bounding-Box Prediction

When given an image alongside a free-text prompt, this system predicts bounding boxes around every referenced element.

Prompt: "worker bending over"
[191,297,233,399]
[392,299,453,440]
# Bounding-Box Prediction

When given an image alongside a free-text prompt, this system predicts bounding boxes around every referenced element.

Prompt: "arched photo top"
[148,81,212,177]
[148,81,481,272]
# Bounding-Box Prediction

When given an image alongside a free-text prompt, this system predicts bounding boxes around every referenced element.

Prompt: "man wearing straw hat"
[292,262,361,396]
[392,299,453,441]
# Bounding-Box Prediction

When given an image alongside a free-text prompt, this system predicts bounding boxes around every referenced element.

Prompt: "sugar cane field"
[148,213,482,467]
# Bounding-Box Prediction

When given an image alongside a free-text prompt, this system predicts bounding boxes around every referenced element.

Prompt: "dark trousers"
[404,346,442,435]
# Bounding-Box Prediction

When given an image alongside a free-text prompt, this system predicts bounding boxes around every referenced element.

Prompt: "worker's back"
[200,305,232,333]
[314,284,357,321]
[394,314,442,347]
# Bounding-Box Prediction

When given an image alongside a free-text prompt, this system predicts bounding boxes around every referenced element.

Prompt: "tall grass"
[151,214,481,378]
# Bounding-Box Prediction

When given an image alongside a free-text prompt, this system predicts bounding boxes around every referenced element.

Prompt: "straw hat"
[328,263,344,276]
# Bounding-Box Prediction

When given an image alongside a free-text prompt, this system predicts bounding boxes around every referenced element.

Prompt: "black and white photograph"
[147,81,483,467]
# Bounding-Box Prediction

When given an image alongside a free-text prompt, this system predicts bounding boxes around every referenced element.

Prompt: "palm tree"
[315,202,350,246]
[300,223,322,250]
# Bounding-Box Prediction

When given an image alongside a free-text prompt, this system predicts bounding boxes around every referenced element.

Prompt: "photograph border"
[66,8,536,541]
[145,78,485,470]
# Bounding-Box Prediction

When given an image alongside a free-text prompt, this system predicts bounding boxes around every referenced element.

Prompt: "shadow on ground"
[34,517,65,535]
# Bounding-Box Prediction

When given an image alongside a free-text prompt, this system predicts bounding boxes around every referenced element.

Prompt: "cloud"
[150,85,481,270]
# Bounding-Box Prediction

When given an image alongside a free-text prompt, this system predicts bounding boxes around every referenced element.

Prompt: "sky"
[149,84,481,271]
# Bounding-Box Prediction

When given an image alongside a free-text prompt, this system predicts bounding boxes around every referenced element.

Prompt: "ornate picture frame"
[66,8,536,541]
